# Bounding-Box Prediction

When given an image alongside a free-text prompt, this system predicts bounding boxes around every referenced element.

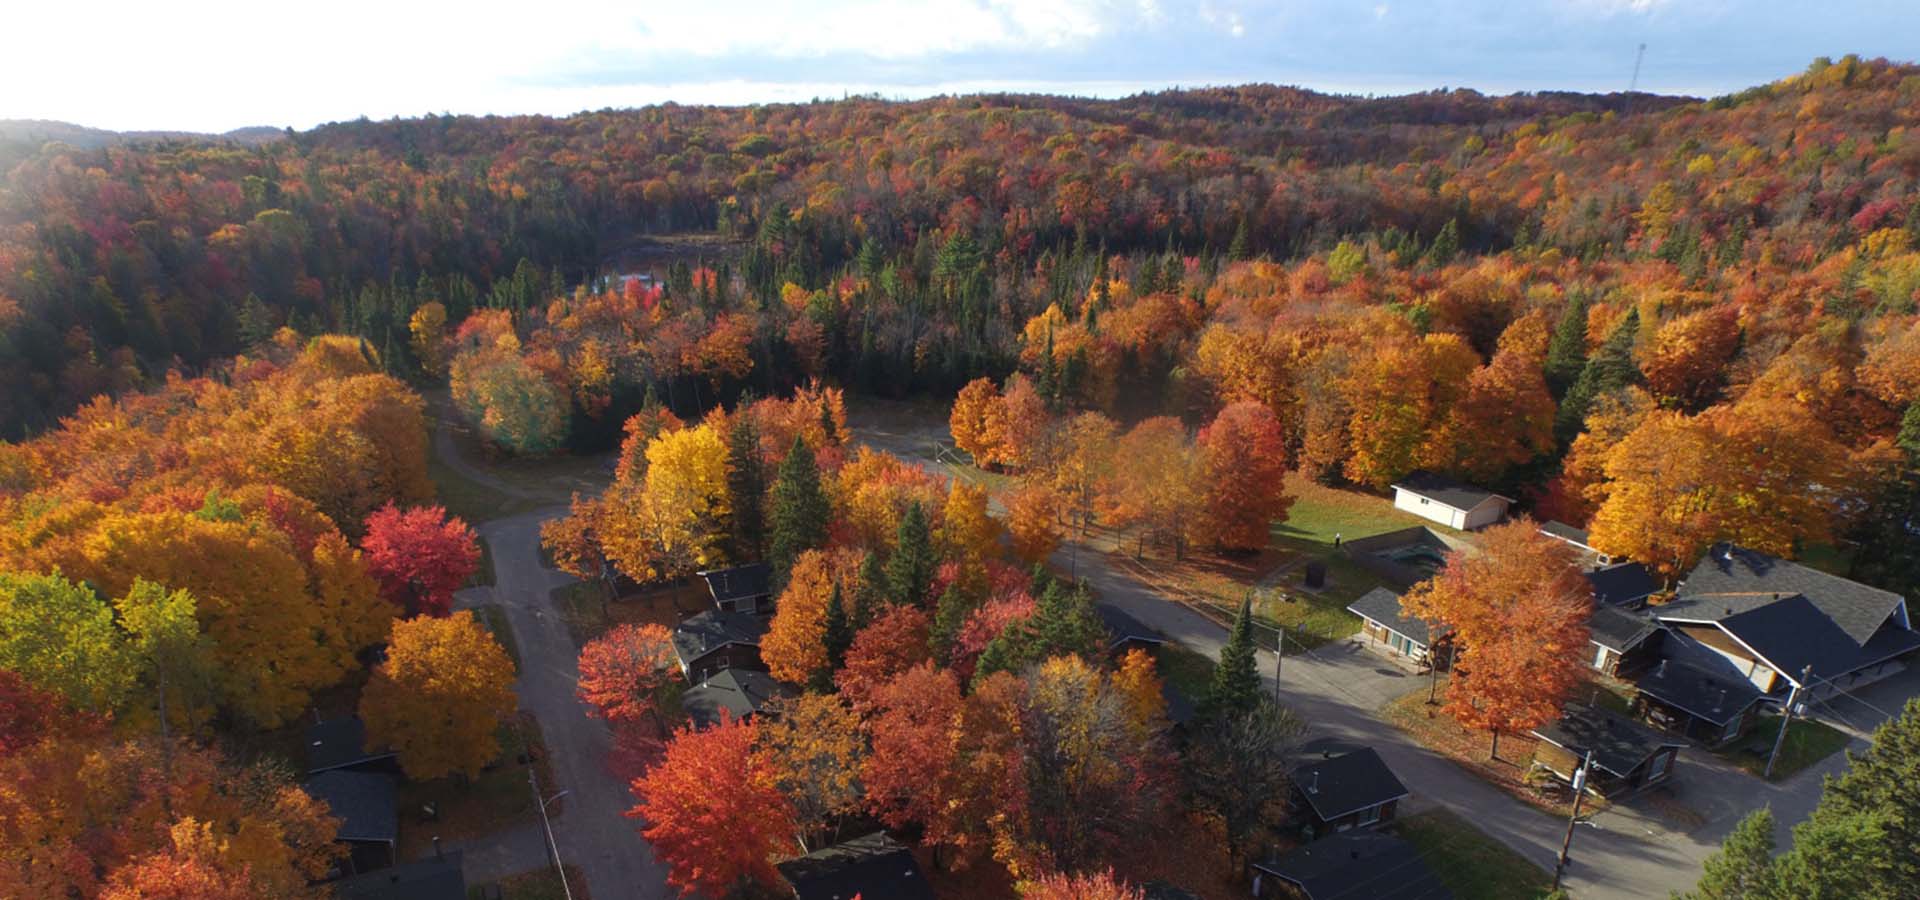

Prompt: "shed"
[775,832,934,900]
[1348,587,1439,664]
[699,563,775,614]
[1292,748,1409,833]
[1531,704,1684,797]
[1586,604,1659,675]
[1389,470,1511,530]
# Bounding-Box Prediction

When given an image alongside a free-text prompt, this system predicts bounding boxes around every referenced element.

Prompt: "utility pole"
[1764,665,1816,780]
[1629,43,1647,92]
[1552,750,1594,891]
[528,767,576,900]
[1273,625,1285,701]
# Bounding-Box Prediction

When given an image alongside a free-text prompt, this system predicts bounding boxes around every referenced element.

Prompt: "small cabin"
[1389,470,1511,531]
[1347,587,1438,665]
[699,563,775,614]
[776,832,934,900]
[303,769,398,878]
[1531,704,1684,798]
[1291,748,1408,835]
[1251,833,1453,900]
[683,668,795,729]
[672,610,769,682]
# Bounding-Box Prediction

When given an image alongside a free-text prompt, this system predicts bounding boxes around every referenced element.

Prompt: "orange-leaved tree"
[360,611,518,780]
[577,623,677,730]
[752,693,865,851]
[762,549,861,686]
[1400,518,1591,758]
[836,606,933,712]
[1006,481,1065,564]
[949,376,1009,467]
[628,716,796,898]
[1024,869,1146,900]
[1194,401,1293,552]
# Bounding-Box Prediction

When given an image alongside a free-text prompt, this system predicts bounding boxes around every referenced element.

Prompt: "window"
[1418,497,1430,505]
[1721,715,1743,742]
[1356,805,1382,827]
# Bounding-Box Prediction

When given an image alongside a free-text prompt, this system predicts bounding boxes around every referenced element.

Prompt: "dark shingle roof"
[303,770,398,844]
[305,718,395,775]
[1657,592,1920,684]
[1389,469,1509,512]
[1540,520,1594,548]
[671,610,768,666]
[699,563,773,605]
[683,668,795,728]
[775,832,934,900]
[1634,652,1764,727]
[1252,833,1453,900]
[1097,603,1165,649]
[1293,748,1409,821]
[333,852,464,900]
[1532,705,1683,778]
[1347,587,1434,646]
[1589,605,1657,653]
[1585,562,1660,607]
[1681,544,1906,646]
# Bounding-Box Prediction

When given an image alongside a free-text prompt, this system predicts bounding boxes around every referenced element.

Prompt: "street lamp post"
[528,767,574,900]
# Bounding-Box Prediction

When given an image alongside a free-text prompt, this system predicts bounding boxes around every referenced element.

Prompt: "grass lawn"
[1712,714,1854,780]
[468,535,497,588]
[1394,809,1556,900]
[554,579,705,646]
[428,449,538,524]
[1380,680,1582,818]
[474,604,522,669]
[1272,472,1438,548]
[1156,641,1218,703]
[468,865,590,900]
[396,712,556,859]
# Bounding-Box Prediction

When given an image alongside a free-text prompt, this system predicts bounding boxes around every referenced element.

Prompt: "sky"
[5,0,1917,133]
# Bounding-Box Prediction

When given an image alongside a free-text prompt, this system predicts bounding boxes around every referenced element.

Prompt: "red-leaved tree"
[361,502,480,617]
[1194,401,1294,552]
[627,716,797,898]
[576,623,677,728]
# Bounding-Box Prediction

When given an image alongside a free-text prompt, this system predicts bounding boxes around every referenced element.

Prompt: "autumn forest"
[4,52,1920,899]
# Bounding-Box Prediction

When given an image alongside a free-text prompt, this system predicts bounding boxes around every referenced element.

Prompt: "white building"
[1389,470,1512,530]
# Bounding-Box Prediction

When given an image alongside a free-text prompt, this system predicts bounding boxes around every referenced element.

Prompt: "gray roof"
[303,770,397,844]
[699,563,773,605]
[304,717,395,775]
[683,668,795,728]
[1252,833,1453,900]
[1096,603,1166,649]
[1634,649,1764,727]
[1389,469,1510,512]
[1347,587,1435,647]
[1293,748,1409,821]
[1657,591,1920,685]
[775,832,934,900]
[1680,544,1905,646]
[672,610,768,666]
[333,852,464,900]
[1585,562,1660,607]
[1589,604,1658,653]
[1540,520,1594,548]
[1532,705,1683,779]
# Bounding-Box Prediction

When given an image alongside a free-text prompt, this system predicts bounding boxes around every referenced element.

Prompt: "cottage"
[333,851,464,900]
[1584,561,1660,608]
[304,770,398,878]
[1347,587,1438,665]
[699,562,775,614]
[1389,470,1511,531]
[775,832,934,900]
[1250,832,1453,900]
[1586,604,1659,675]
[682,668,795,728]
[305,717,398,777]
[671,609,769,681]
[1531,705,1685,797]
[1292,748,1408,834]
[1652,544,1920,697]
[1097,603,1167,656]
[1633,647,1766,745]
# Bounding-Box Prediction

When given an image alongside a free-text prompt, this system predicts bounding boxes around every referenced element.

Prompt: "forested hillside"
[3,55,1914,440]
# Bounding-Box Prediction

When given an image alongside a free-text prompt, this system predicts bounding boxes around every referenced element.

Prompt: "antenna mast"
[1629,43,1647,92]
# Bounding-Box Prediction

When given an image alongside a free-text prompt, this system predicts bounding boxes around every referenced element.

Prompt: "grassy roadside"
[468,865,592,900]
[1394,809,1557,900]
[1712,714,1853,781]
[396,711,555,859]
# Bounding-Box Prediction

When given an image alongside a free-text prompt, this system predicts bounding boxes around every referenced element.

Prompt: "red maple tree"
[360,502,480,617]
[627,716,797,898]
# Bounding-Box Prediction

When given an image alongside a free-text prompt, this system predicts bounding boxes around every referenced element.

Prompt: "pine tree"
[1424,218,1461,267]
[930,583,977,664]
[726,415,768,561]
[1228,217,1251,262]
[1554,308,1641,444]
[885,502,937,608]
[852,553,885,631]
[1811,696,1920,887]
[768,436,830,585]
[1680,808,1777,900]
[1201,597,1262,723]
[1544,291,1592,397]
[816,583,852,693]
[972,579,1105,682]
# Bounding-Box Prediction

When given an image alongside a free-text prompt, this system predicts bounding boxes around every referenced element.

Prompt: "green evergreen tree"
[817,582,853,692]
[1201,597,1263,723]
[1555,308,1641,443]
[885,502,937,608]
[726,415,768,561]
[767,436,830,585]
[1228,217,1251,262]
[1544,291,1593,398]
[1808,696,1920,887]
[930,583,978,665]
[1679,808,1777,900]
[1424,218,1461,267]
[972,579,1105,683]
[853,552,886,631]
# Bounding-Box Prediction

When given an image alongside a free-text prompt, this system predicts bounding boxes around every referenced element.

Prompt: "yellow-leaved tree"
[601,423,732,582]
[360,612,518,780]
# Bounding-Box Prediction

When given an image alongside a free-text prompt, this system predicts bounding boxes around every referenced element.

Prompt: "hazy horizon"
[7,0,1918,133]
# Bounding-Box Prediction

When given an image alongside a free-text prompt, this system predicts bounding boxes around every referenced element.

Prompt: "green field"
[1714,714,1855,780]
[1394,809,1557,900]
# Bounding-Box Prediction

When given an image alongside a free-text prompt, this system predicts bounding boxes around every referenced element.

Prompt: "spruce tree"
[768,436,829,585]
[1424,218,1461,267]
[1543,291,1592,397]
[821,582,852,680]
[931,583,977,664]
[1228,217,1251,262]
[726,415,767,561]
[1680,808,1777,900]
[852,552,886,631]
[1554,308,1641,444]
[886,502,937,608]
[1201,597,1263,723]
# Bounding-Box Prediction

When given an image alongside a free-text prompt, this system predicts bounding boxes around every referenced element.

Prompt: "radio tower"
[1629,43,1647,92]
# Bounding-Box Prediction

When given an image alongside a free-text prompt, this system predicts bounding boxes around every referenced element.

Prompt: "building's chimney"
[1715,689,1727,712]
[1655,659,1667,679]
[1308,771,1319,794]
